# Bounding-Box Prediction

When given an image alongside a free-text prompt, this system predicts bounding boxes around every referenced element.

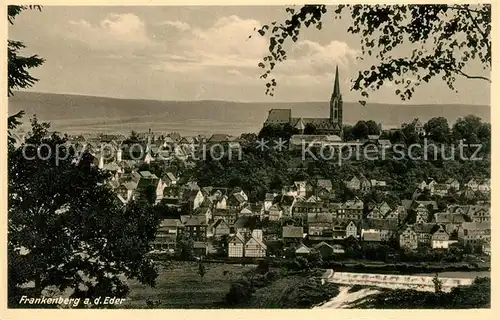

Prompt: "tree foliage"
[197,261,207,281]
[424,117,451,143]
[255,4,491,100]
[8,5,45,97]
[8,118,159,306]
[7,5,45,142]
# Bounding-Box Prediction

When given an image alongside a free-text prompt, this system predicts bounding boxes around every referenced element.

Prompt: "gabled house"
[415,203,431,224]
[361,219,398,242]
[181,189,205,212]
[117,180,138,203]
[338,198,364,220]
[268,204,283,221]
[307,212,333,241]
[344,176,361,191]
[445,178,460,191]
[180,215,207,242]
[315,179,333,199]
[384,209,399,221]
[295,244,311,256]
[244,230,267,258]
[345,221,358,238]
[228,232,245,258]
[163,172,178,187]
[314,242,335,259]
[457,222,491,245]
[417,180,428,191]
[431,225,457,249]
[427,179,438,192]
[294,181,308,197]
[214,195,229,210]
[264,193,278,211]
[331,220,348,240]
[212,208,238,226]
[282,226,304,246]
[434,212,467,225]
[431,183,448,197]
[194,205,212,224]
[378,202,392,216]
[399,225,418,250]
[367,207,384,220]
[151,219,182,252]
[231,187,248,201]
[466,206,490,223]
[227,193,247,209]
[239,207,254,216]
[212,219,231,238]
[413,223,438,246]
[279,195,295,216]
[359,176,371,192]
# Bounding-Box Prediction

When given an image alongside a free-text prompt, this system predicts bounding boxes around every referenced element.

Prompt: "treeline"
[192,144,490,204]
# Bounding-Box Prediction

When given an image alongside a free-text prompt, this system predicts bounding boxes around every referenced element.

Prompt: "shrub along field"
[122,261,254,308]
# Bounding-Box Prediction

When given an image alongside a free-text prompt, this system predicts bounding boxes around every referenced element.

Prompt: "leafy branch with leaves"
[255,4,491,101]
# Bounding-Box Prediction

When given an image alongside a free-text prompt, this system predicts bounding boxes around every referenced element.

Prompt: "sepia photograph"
[5,3,492,311]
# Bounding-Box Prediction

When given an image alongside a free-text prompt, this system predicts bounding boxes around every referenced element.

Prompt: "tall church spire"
[333,65,340,98]
[330,65,342,122]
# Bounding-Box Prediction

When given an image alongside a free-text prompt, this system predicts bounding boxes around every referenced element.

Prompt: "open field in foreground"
[122,261,254,308]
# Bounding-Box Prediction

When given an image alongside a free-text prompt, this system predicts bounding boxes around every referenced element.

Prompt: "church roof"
[266,109,291,123]
[290,117,341,131]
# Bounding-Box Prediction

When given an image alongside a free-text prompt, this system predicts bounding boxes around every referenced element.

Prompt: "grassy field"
[122,261,254,308]
[238,275,339,309]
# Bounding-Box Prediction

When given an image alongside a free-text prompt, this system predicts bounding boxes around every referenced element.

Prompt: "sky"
[8,5,491,105]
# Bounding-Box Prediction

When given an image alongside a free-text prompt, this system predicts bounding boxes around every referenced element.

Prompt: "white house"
[244,230,267,258]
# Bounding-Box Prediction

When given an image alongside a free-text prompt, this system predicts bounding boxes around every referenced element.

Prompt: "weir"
[322,270,474,292]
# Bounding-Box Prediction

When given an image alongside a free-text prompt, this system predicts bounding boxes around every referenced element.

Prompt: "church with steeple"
[263,66,343,137]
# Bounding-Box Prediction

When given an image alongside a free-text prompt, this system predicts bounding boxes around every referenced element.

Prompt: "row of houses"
[151,200,491,260]
[417,178,490,195]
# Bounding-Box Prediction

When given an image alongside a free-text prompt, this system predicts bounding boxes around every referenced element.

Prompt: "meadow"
[122,261,254,308]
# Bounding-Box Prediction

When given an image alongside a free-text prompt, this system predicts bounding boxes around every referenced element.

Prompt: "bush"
[265,270,280,282]
[225,279,255,305]
[353,277,491,309]
[256,259,270,274]
[279,281,340,308]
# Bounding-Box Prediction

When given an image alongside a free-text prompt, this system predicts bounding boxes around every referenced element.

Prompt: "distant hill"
[8,91,490,136]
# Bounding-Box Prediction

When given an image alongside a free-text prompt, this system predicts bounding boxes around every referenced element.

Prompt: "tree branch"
[456,4,490,45]
[454,69,491,82]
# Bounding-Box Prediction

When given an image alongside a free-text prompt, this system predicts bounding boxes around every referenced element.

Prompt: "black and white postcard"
[2,2,495,317]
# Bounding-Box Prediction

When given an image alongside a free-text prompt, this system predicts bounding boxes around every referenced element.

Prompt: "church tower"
[329,66,343,135]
